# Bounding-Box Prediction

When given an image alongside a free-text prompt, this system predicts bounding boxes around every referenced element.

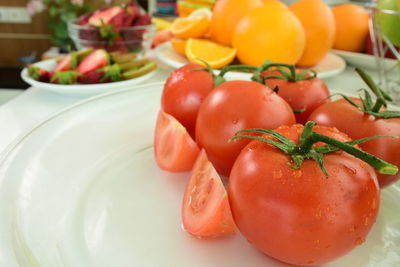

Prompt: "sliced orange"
[170,15,210,39]
[171,38,188,55]
[185,38,236,69]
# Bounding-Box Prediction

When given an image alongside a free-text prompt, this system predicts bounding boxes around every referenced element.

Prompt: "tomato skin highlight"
[262,70,331,124]
[154,111,200,172]
[195,80,296,176]
[228,124,380,266]
[182,149,236,237]
[309,98,400,188]
[161,63,215,138]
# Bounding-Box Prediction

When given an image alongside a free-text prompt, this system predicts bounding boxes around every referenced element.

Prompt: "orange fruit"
[232,3,305,66]
[170,15,211,39]
[185,38,236,69]
[171,38,188,55]
[290,0,335,67]
[177,1,213,17]
[209,0,263,46]
[332,4,370,52]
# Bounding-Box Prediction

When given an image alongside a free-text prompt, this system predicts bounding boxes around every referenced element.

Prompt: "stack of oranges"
[167,0,371,69]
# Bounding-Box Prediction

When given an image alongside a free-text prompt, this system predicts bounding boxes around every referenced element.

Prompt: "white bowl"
[21,59,157,96]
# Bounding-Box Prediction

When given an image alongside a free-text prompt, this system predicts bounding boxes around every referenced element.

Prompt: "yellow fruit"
[152,18,172,31]
[332,4,370,52]
[290,0,335,67]
[185,38,236,68]
[209,0,263,46]
[170,15,211,39]
[232,3,305,66]
[171,38,188,55]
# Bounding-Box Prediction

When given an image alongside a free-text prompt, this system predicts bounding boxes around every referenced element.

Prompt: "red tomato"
[195,80,295,176]
[162,63,215,138]
[154,111,200,172]
[182,149,236,237]
[309,98,400,188]
[262,69,330,124]
[228,124,380,266]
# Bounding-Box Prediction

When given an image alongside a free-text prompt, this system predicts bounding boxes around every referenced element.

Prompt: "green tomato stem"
[218,64,259,77]
[311,132,398,175]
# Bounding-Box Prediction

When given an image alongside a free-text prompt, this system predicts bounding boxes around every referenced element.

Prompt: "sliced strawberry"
[154,111,200,172]
[76,49,109,75]
[182,149,236,238]
[28,66,50,83]
[53,54,77,73]
[50,71,81,84]
[78,64,121,84]
[88,6,124,27]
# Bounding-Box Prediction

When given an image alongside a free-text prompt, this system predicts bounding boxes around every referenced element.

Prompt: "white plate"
[0,83,399,267]
[332,49,398,70]
[155,42,346,79]
[21,59,157,96]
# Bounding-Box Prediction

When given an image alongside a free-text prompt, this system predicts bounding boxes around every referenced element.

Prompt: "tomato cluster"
[153,63,399,266]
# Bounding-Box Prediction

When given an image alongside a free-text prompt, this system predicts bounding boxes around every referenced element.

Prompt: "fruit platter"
[21,48,157,95]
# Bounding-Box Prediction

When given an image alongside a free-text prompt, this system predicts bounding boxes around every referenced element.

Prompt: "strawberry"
[28,66,50,82]
[77,12,93,25]
[109,12,135,31]
[76,49,109,75]
[88,6,124,27]
[53,54,78,73]
[53,49,93,73]
[125,2,140,19]
[106,36,128,53]
[133,13,152,26]
[78,26,101,42]
[50,71,81,84]
[78,64,122,84]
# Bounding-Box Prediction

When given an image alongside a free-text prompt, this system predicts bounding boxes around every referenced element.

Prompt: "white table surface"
[0,64,379,157]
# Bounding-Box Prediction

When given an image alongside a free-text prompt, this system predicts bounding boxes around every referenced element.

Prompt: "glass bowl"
[68,21,156,56]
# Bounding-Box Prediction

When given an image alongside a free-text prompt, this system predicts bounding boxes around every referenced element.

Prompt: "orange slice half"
[170,16,210,39]
[185,38,237,69]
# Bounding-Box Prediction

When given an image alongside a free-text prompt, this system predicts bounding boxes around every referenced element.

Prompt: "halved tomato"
[182,149,236,237]
[154,111,200,172]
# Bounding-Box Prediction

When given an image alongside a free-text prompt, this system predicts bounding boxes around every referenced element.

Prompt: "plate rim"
[155,42,347,79]
[0,81,164,164]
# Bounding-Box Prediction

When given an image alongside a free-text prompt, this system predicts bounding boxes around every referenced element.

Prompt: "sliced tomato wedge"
[182,149,236,238]
[154,110,200,172]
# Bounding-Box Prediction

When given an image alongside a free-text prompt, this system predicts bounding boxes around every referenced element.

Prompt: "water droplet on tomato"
[272,169,283,179]
[371,199,377,209]
[232,119,238,124]
[364,217,370,226]
[355,237,365,245]
[344,165,357,175]
[349,225,357,233]
[315,209,322,218]
[292,170,302,178]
